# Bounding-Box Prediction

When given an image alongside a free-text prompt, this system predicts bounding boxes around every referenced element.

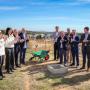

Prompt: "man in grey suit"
[52,26,60,60]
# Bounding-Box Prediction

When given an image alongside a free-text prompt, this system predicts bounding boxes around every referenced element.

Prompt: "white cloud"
[35,16,68,20]
[29,16,90,22]
[29,0,90,6]
[0,6,22,10]
[77,0,90,3]
[30,2,81,6]
[78,0,90,2]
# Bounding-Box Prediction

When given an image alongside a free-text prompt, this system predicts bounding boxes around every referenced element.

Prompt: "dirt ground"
[23,39,90,90]
[23,60,90,90]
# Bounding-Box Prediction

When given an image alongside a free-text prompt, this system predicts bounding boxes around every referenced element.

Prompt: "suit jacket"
[70,35,80,48]
[57,36,68,50]
[80,33,90,47]
[19,32,29,49]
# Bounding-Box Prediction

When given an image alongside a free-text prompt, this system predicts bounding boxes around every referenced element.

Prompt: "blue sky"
[0,0,90,32]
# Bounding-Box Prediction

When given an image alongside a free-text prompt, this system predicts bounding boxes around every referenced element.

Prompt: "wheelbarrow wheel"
[39,58,44,63]
[45,55,49,61]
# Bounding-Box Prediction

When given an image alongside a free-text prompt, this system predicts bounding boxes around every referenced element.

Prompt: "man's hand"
[71,39,75,42]
[20,39,25,43]
[83,40,88,43]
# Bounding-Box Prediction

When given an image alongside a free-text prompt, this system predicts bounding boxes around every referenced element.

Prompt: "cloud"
[0,6,22,10]
[78,0,90,2]
[29,16,90,22]
[30,2,81,6]
[29,0,90,6]
[33,16,68,20]
[77,0,90,3]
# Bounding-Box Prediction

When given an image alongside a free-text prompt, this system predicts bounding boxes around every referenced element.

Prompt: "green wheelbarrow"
[30,50,49,63]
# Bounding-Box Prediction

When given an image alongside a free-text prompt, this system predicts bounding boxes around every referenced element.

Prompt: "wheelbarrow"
[30,50,49,63]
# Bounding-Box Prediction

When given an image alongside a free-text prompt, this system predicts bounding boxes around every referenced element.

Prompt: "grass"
[0,40,90,90]
[0,49,31,90]
[1,50,90,90]
[0,69,24,90]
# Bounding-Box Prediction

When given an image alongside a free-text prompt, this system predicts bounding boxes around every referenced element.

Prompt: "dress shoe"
[16,65,21,68]
[6,71,12,74]
[13,68,16,70]
[10,69,14,72]
[69,63,75,66]
[80,67,85,69]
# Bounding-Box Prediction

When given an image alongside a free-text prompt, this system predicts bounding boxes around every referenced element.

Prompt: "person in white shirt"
[5,28,16,74]
[0,31,5,79]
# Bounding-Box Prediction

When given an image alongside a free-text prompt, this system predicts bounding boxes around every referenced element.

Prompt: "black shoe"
[80,67,85,69]
[70,63,75,66]
[6,71,12,74]
[76,64,79,67]
[10,69,14,72]
[54,58,56,60]
[16,65,21,68]
[13,68,16,70]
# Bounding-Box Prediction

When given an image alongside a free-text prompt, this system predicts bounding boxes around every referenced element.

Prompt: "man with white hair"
[57,31,68,66]
[19,28,29,65]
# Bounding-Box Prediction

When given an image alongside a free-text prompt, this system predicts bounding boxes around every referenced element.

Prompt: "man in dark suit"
[70,30,80,67]
[52,26,59,60]
[80,27,90,71]
[57,31,68,65]
[19,28,29,65]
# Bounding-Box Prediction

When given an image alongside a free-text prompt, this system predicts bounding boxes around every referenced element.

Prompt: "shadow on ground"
[20,60,90,88]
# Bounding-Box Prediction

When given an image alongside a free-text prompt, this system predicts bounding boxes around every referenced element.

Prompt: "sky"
[0,0,90,32]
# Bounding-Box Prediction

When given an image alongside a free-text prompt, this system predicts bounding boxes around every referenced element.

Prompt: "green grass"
[0,69,24,90]
[1,48,90,90]
[0,49,30,90]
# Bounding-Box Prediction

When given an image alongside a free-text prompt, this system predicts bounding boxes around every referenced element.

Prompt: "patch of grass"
[0,70,24,90]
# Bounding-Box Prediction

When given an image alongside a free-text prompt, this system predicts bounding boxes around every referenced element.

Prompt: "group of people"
[0,28,29,80]
[1,26,90,80]
[53,26,90,71]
